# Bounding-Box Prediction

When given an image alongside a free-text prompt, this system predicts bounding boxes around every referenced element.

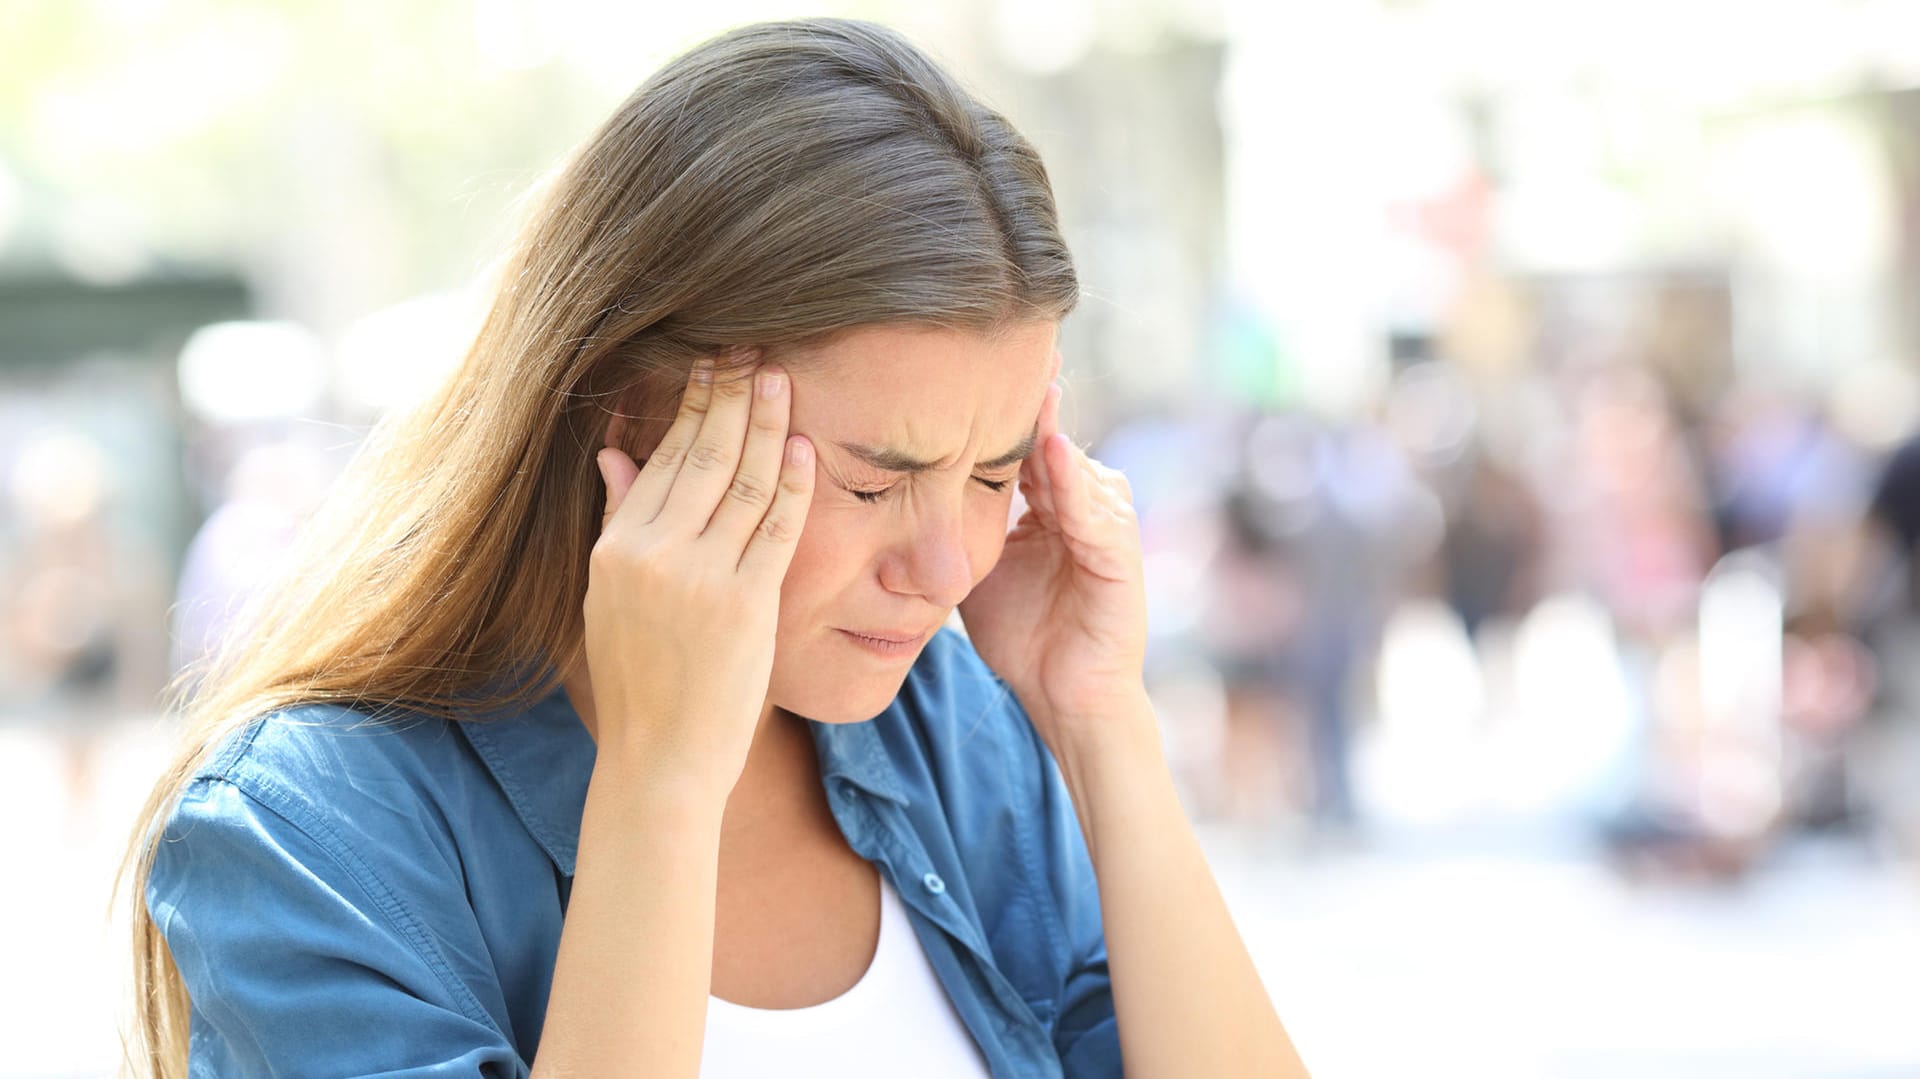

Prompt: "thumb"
[597,446,641,529]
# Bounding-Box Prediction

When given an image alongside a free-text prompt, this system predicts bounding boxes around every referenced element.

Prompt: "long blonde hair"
[113,17,1077,1077]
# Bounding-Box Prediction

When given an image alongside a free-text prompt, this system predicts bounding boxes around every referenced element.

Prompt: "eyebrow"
[833,425,1039,475]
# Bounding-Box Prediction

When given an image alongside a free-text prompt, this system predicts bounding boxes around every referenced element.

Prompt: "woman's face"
[769,321,1058,723]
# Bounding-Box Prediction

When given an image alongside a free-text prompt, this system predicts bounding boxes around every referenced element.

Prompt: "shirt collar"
[457,671,911,878]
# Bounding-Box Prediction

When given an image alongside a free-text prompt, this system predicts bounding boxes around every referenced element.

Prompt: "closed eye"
[850,476,1011,503]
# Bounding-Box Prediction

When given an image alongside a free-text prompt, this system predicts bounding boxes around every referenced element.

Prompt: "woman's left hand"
[958,358,1150,757]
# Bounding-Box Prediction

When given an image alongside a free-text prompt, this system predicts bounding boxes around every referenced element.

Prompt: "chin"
[778,686,907,725]
[772,663,920,725]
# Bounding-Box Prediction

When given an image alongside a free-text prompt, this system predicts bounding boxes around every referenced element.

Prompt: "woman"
[118,18,1307,1078]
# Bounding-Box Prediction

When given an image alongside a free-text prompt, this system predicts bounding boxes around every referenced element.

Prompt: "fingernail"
[788,436,811,465]
[692,360,713,383]
[759,369,784,398]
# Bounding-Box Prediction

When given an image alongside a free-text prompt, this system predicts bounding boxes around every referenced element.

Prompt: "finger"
[702,364,792,551]
[1043,432,1080,532]
[1018,386,1053,515]
[617,359,716,527]
[597,446,642,531]
[1025,382,1063,521]
[1017,464,1050,527]
[659,354,759,535]
[1045,433,1112,560]
[1050,435,1132,529]
[1050,441,1141,581]
[738,435,815,579]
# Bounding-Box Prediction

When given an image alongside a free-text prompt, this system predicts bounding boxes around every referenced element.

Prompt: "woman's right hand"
[583,351,814,806]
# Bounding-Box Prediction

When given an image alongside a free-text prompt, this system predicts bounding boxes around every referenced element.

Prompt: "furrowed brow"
[836,425,1038,475]
[978,427,1039,471]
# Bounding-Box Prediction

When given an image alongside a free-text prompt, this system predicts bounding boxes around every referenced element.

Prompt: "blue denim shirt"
[146,628,1123,1077]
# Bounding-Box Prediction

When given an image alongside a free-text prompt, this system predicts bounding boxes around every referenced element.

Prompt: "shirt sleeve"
[146,775,528,1078]
[1010,693,1124,1078]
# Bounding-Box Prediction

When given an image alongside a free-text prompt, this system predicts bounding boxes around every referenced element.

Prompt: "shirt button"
[921,871,946,894]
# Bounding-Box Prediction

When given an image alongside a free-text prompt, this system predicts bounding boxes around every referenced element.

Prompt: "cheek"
[966,501,1014,582]
[780,504,870,601]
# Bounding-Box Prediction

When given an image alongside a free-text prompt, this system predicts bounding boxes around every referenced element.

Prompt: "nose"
[879,501,975,609]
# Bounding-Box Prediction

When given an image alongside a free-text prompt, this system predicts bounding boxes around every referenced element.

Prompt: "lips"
[841,627,931,645]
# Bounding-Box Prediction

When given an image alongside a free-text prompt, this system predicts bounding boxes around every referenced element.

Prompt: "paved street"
[1205,822,1920,1079]
[6,716,1918,1078]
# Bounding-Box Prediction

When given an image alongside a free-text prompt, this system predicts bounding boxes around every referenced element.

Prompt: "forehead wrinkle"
[832,419,1039,475]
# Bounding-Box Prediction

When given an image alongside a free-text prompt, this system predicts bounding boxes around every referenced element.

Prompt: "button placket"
[827,771,1056,1074]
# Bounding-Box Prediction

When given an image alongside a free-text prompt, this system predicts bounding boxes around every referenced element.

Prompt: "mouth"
[836,626,932,657]
[841,627,927,645]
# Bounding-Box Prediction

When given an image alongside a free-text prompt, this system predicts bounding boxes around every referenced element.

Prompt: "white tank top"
[700,871,993,1077]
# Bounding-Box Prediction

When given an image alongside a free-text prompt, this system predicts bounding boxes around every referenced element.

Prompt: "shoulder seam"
[198,772,504,1037]
[198,703,397,782]
[198,714,270,781]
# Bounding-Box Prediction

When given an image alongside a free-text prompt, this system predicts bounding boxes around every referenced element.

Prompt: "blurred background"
[5,0,1920,1075]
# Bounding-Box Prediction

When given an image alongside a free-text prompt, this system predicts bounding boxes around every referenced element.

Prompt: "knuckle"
[755,512,798,545]
[710,369,754,398]
[590,529,651,564]
[647,440,687,471]
[724,473,771,508]
[588,540,638,581]
[685,440,731,472]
